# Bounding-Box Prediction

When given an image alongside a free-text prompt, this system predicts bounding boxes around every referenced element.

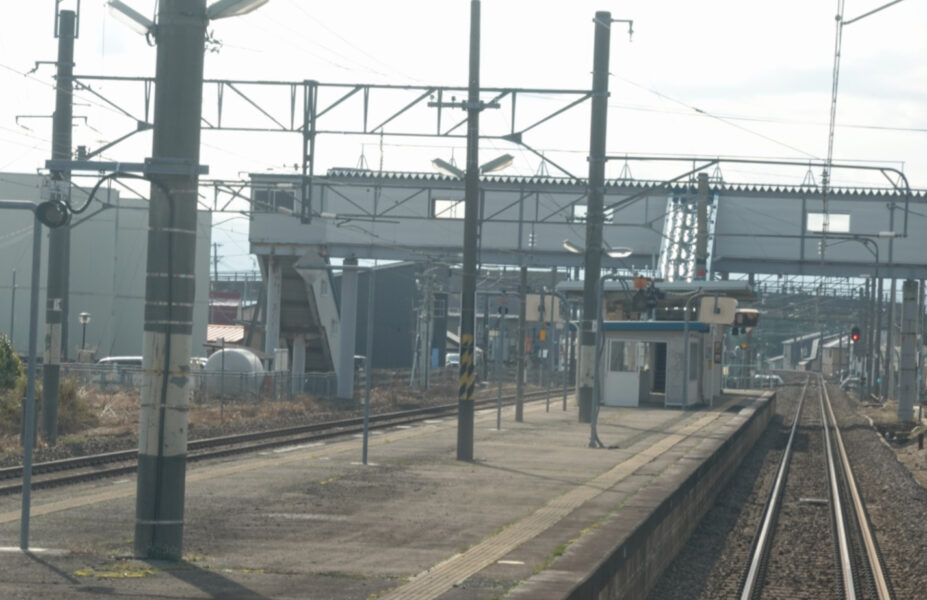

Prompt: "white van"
[97,356,143,367]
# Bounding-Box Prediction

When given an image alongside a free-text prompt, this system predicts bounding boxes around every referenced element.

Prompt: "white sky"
[1,0,925,271]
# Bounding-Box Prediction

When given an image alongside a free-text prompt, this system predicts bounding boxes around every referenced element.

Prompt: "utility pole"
[456,0,481,461]
[42,8,77,446]
[579,12,612,423]
[135,0,207,561]
[212,242,221,286]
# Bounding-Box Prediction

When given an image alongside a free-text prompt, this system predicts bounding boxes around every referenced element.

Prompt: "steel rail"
[820,381,856,598]
[820,376,894,600]
[738,376,810,600]
[0,390,552,495]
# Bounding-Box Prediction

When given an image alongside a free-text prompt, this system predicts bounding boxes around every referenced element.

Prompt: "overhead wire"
[613,75,821,159]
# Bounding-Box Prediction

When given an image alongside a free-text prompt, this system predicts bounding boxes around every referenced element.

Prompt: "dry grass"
[0,376,533,459]
[857,397,927,491]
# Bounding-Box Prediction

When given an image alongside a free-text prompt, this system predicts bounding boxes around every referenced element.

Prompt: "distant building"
[0,172,212,358]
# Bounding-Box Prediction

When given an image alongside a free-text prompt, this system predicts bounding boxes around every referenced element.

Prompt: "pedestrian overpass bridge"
[246,168,926,389]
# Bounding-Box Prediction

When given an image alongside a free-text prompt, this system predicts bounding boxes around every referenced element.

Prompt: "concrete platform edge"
[508,392,776,600]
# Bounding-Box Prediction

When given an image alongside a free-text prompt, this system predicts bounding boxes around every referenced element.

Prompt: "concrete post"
[516,264,527,422]
[42,9,76,445]
[899,280,916,421]
[135,0,206,561]
[579,11,612,423]
[337,255,359,400]
[264,255,282,365]
[291,333,306,395]
[481,292,490,382]
[885,278,896,398]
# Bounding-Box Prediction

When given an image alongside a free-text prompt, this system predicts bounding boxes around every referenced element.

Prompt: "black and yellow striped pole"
[457,0,482,461]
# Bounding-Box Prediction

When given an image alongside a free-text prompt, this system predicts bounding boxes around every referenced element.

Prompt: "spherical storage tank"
[204,347,265,397]
[205,347,264,373]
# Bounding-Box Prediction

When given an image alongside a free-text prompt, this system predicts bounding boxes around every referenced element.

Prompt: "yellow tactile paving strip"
[377,403,740,600]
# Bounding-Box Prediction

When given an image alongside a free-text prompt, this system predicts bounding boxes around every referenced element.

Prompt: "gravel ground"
[648,375,927,600]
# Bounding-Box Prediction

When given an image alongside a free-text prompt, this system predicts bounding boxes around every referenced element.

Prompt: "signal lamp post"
[79,311,91,349]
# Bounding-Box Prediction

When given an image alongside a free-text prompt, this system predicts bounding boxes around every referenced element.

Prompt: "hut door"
[653,343,667,393]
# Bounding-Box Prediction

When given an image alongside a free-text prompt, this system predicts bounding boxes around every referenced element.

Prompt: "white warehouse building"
[0,172,211,359]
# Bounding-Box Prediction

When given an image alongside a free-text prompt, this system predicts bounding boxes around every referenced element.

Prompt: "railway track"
[0,389,551,496]
[738,374,893,600]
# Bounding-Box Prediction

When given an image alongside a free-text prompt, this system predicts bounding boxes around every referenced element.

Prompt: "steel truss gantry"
[72,74,594,219]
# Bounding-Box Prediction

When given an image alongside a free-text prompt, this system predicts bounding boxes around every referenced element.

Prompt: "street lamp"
[79,311,91,349]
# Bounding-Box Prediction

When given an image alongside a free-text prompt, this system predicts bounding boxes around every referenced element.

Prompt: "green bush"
[0,333,22,390]
[0,376,97,437]
[0,374,35,435]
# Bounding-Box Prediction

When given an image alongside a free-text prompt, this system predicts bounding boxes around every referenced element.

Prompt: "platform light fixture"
[479,153,514,174]
[432,158,465,179]
[107,0,154,35]
[431,153,515,179]
[207,0,270,19]
[108,0,270,35]
[562,239,632,259]
[562,239,584,254]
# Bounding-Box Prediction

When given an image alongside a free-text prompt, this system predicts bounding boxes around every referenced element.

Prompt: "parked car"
[446,352,460,368]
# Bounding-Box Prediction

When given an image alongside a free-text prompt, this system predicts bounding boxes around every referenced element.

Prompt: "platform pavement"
[0,393,763,599]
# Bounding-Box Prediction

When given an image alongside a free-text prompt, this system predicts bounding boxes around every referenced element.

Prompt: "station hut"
[557,280,755,408]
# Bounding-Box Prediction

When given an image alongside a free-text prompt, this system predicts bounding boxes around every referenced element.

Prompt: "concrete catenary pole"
[42,9,76,445]
[135,0,207,560]
[337,255,359,400]
[579,11,612,423]
[456,0,481,461]
[9,269,15,344]
[515,264,527,422]
[899,279,917,422]
[884,278,896,398]
[264,254,281,365]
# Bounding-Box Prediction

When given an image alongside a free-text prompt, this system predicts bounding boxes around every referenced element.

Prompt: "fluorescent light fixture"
[432,153,513,179]
[562,239,584,254]
[878,231,897,238]
[432,158,465,179]
[207,0,270,20]
[605,247,633,259]
[563,239,631,258]
[107,0,155,35]
[480,153,514,174]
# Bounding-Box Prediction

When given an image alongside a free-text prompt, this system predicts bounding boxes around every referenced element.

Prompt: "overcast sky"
[1,0,924,270]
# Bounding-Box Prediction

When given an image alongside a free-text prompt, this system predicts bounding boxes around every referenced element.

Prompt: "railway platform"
[0,390,773,600]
